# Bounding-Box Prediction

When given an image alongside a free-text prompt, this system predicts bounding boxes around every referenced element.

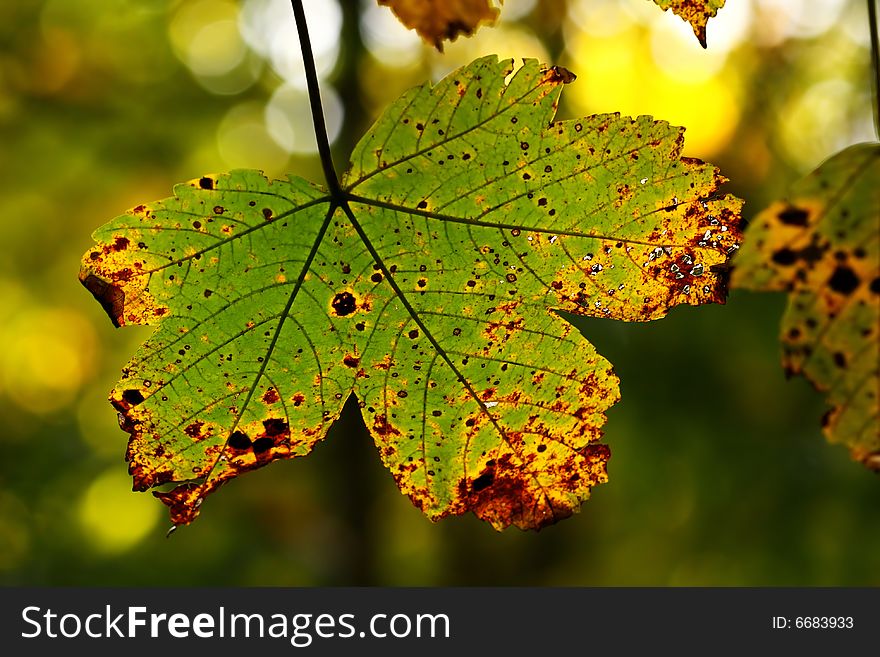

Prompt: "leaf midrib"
[185,202,339,500]
[338,199,564,517]
[345,192,700,248]
[128,193,332,278]
[343,63,554,191]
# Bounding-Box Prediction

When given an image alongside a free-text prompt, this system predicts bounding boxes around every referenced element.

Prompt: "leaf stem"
[870,0,880,139]
[290,0,342,196]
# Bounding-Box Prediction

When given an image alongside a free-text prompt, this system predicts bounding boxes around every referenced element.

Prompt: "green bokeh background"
[1,0,877,586]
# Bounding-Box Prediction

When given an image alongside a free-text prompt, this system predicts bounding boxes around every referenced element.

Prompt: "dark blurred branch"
[333,2,379,587]
[334,396,378,585]
[334,0,370,168]
[870,0,880,139]
[532,0,567,64]
[290,0,341,196]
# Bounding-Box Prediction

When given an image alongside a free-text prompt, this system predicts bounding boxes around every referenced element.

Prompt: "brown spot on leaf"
[778,205,810,226]
[262,418,288,436]
[331,291,357,316]
[828,265,860,295]
[582,443,611,462]
[798,240,827,265]
[184,421,204,438]
[228,431,251,450]
[262,388,279,404]
[471,469,494,491]
[121,389,145,406]
[252,437,274,454]
[373,414,400,436]
[772,248,797,266]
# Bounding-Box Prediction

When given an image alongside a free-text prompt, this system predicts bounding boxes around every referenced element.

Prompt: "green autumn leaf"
[80,56,742,530]
[732,144,880,470]
[650,0,726,48]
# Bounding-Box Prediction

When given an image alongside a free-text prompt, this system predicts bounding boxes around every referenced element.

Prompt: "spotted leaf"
[650,0,725,48]
[377,0,499,51]
[732,144,880,470]
[81,56,742,531]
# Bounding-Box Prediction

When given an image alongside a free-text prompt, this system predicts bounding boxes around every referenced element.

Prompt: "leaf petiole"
[290,0,342,196]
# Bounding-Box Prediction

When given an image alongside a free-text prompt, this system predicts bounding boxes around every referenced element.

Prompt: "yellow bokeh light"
[30,27,83,95]
[565,26,741,159]
[360,0,423,69]
[238,0,341,87]
[78,467,161,554]
[217,102,290,175]
[779,78,859,173]
[186,19,247,77]
[76,381,130,458]
[168,0,240,65]
[0,306,97,415]
[168,0,259,94]
[265,82,344,154]
[430,24,549,81]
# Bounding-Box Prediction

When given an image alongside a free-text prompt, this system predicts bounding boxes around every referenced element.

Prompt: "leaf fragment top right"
[733,144,880,470]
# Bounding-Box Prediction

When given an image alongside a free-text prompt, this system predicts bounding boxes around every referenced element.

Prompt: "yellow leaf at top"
[378,0,500,50]
[732,144,880,470]
[651,0,726,48]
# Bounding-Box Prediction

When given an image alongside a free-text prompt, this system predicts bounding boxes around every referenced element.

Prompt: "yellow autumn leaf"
[651,0,726,48]
[377,0,500,50]
[732,144,880,470]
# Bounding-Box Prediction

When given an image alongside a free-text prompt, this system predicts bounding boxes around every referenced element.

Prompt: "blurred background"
[0,0,877,586]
